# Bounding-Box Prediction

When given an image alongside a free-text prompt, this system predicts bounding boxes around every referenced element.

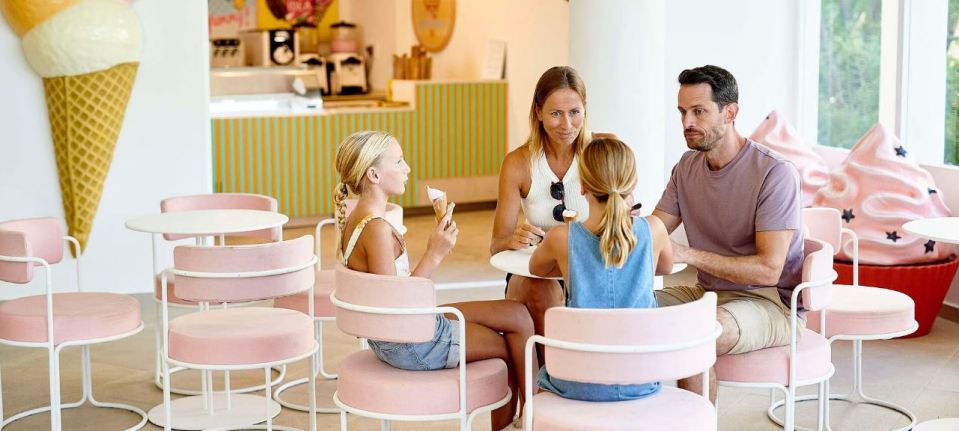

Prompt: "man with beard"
[652,65,804,403]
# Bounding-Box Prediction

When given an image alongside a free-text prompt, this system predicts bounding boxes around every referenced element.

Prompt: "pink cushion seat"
[272,269,335,318]
[715,328,831,386]
[531,387,716,431]
[154,274,197,306]
[336,350,508,415]
[806,285,916,337]
[0,292,141,345]
[168,307,314,365]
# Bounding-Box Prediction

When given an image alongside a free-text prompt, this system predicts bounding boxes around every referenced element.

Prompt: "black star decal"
[886,231,901,242]
[924,240,936,253]
[929,187,938,195]
[895,146,908,157]
[842,209,855,223]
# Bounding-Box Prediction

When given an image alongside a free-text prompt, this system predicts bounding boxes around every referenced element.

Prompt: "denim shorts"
[538,367,661,402]
[367,315,461,371]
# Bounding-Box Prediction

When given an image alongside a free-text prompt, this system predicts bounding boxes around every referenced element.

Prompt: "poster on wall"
[412,0,455,52]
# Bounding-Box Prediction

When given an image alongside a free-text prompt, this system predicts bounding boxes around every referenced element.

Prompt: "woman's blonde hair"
[578,138,638,268]
[333,131,397,246]
[525,66,590,158]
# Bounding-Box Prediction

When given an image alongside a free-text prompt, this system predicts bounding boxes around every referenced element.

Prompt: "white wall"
[0,0,212,299]
[344,0,569,152]
[663,1,804,174]
[569,0,666,215]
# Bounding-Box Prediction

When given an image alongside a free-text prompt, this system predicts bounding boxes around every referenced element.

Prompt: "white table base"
[147,394,281,430]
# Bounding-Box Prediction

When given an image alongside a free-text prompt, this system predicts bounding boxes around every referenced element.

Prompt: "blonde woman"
[529,137,673,400]
[491,66,595,345]
[334,131,535,430]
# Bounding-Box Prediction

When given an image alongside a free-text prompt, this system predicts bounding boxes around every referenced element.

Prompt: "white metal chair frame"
[158,253,319,431]
[719,269,838,431]
[0,236,148,430]
[769,228,918,431]
[273,219,342,414]
[330,293,513,431]
[150,233,287,397]
[522,321,723,430]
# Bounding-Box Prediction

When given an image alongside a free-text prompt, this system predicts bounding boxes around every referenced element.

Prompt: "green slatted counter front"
[211,80,507,218]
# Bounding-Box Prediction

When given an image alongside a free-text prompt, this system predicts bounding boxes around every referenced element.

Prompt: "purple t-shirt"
[656,140,804,307]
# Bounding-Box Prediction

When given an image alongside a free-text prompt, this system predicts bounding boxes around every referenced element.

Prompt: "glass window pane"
[945,0,959,165]
[818,0,882,149]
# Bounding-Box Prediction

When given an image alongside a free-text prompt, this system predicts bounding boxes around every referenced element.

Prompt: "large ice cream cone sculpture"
[2,0,143,253]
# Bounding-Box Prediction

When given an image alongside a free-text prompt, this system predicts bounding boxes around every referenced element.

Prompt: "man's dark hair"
[678,65,738,109]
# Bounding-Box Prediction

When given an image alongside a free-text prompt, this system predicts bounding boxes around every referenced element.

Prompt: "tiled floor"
[1,209,957,430]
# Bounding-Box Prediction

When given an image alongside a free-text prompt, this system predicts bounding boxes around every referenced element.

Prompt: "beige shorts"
[655,285,802,355]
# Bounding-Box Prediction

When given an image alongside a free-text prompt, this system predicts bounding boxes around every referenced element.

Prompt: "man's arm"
[651,209,682,234]
[673,229,795,286]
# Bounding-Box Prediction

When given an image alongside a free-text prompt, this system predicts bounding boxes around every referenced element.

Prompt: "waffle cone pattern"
[44,61,138,253]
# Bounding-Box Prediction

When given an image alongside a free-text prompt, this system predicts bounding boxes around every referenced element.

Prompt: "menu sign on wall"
[412,0,455,52]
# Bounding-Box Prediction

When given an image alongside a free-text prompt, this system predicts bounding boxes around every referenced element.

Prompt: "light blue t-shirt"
[538,217,661,401]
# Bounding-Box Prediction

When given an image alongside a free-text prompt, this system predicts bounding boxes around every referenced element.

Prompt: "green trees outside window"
[945,0,959,165]
[818,0,882,150]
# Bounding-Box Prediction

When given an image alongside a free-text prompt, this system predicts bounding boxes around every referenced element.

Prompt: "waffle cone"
[44,62,138,254]
[431,197,447,221]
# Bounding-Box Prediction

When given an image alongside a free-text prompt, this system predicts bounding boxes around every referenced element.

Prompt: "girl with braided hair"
[334,131,535,430]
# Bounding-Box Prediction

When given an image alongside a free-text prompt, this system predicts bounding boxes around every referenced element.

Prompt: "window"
[945,0,959,165]
[818,0,882,149]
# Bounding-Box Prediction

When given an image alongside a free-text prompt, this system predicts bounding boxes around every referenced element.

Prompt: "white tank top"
[520,152,589,229]
[340,215,411,276]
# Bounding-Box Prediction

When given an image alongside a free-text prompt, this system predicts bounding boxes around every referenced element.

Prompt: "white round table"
[902,217,959,430]
[489,246,562,280]
[126,209,289,430]
[902,217,959,245]
[489,246,687,284]
[125,209,289,236]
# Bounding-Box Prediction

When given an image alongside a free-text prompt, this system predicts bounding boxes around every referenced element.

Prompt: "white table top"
[913,418,959,431]
[490,246,686,280]
[490,247,561,280]
[125,209,289,235]
[902,217,959,245]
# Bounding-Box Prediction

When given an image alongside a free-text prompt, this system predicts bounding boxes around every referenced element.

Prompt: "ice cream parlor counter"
[209,78,507,218]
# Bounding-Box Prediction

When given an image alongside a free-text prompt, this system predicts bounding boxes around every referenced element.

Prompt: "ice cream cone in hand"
[562,209,577,224]
[426,185,449,222]
[1,0,142,254]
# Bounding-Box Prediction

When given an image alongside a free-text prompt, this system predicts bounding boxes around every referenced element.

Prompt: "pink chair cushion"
[173,236,315,303]
[336,350,508,415]
[802,208,842,252]
[531,387,716,431]
[801,238,835,311]
[0,218,65,283]
[806,285,916,338]
[545,294,717,384]
[272,269,335,318]
[0,292,140,345]
[154,274,197,306]
[168,307,314,365]
[334,265,437,343]
[715,328,831,386]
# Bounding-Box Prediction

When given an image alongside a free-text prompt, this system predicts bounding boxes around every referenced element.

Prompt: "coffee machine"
[328,53,367,95]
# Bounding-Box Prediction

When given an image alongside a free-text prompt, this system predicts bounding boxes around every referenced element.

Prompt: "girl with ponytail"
[335,131,535,430]
[529,137,673,401]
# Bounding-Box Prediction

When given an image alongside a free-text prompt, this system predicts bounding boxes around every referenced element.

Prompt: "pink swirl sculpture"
[813,124,952,265]
[749,110,830,207]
